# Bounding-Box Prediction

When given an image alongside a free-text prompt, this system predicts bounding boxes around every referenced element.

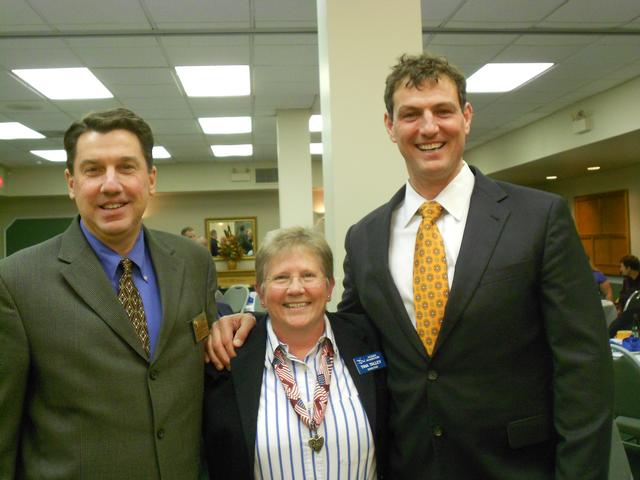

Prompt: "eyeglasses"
[266,273,327,289]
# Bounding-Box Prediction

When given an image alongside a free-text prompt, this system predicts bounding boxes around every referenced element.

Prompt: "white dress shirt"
[388,162,475,326]
[254,316,377,480]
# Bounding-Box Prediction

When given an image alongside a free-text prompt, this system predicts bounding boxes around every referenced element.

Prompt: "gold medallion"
[308,434,324,453]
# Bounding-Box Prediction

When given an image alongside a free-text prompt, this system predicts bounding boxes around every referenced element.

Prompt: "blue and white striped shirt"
[254,316,377,480]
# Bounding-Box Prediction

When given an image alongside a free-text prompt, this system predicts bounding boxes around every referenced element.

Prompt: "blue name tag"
[353,351,387,374]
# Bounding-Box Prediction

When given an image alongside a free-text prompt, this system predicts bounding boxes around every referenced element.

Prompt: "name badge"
[192,311,209,343]
[353,351,386,374]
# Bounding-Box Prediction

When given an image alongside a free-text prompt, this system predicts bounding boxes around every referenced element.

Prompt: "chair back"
[253,293,267,313]
[611,343,640,418]
[221,285,250,313]
[624,290,640,313]
[215,289,224,302]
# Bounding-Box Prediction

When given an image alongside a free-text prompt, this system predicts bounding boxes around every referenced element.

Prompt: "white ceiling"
[1,0,640,185]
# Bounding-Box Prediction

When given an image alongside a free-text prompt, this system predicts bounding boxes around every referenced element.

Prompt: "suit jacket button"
[149,369,158,380]
[157,429,165,439]
[427,370,438,381]
[432,425,443,437]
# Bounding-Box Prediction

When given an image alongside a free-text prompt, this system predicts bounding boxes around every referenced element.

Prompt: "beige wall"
[2,161,278,197]
[466,76,640,175]
[530,163,640,256]
[0,190,279,260]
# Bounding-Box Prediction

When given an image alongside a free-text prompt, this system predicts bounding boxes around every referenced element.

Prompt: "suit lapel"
[329,313,378,434]
[435,168,510,353]
[366,186,428,358]
[59,218,148,359]
[232,314,268,464]
[145,229,185,359]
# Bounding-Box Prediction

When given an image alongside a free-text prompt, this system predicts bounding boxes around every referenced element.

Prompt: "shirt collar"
[80,219,149,281]
[398,161,475,227]
[265,314,337,364]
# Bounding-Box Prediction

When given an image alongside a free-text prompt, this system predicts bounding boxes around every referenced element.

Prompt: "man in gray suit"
[0,108,217,479]
[208,54,613,479]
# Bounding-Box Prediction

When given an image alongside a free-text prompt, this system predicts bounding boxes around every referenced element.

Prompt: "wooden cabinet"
[575,190,629,275]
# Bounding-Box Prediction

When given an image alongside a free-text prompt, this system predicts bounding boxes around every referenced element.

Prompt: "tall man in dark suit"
[208,54,613,479]
[0,108,218,479]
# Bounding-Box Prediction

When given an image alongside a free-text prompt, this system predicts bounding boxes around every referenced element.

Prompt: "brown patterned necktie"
[118,258,150,357]
[413,201,448,355]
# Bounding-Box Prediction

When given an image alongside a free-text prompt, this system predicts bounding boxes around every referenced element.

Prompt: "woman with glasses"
[203,226,387,479]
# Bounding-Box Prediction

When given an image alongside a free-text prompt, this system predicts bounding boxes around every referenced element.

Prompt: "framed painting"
[205,217,257,260]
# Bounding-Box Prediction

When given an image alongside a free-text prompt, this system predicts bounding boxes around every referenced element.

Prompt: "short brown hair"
[384,53,467,118]
[621,255,640,271]
[64,107,154,173]
[255,226,333,286]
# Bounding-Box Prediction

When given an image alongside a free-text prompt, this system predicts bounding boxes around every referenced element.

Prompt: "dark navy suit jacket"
[203,311,388,479]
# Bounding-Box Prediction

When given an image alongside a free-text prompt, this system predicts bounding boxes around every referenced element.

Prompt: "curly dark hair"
[384,53,467,119]
[620,254,640,271]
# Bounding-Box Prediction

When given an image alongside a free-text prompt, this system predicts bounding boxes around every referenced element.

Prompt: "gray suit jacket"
[339,167,613,479]
[0,217,218,479]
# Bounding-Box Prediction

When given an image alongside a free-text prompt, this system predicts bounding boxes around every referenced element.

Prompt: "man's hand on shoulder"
[204,313,257,370]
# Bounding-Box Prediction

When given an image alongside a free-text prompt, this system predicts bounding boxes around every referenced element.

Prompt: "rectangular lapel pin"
[353,351,387,375]
[192,311,209,343]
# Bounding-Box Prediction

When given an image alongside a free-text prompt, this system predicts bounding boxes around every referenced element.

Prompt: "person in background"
[203,227,387,479]
[0,108,218,479]
[245,228,254,255]
[589,257,614,301]
[210,229,219,256]
[207,53,613,479]
[181,226,197,240]
[618,254,640,311]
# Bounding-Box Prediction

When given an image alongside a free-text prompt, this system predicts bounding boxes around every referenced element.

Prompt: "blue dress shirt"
[80,220,163,359]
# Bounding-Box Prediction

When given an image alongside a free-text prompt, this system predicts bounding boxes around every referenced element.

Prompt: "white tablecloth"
[602,299,617,326]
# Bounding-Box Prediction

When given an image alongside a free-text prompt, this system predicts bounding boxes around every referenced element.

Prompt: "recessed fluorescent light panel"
[309,115,323,132]
[12,67,113,100]
[176,65,250,97]
[198,117,252,134]
[0,122,45,139]
[210,144,253,157]
[30,149,66,162]
[546,175,558,180]
[587,166,600,171]
[467,63,554,93]
[152,146,171,159]
[310,143,323,155]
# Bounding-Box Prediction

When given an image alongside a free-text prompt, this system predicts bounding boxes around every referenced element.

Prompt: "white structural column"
[316,0,423,305]
[276,109,314,228]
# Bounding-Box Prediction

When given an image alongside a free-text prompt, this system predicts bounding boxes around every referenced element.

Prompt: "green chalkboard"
[6,217,74,256]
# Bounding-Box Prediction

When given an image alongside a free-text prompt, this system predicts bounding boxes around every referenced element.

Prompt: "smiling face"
[257,247,335,345]
[65,129,157,255]
[384,75,473,199]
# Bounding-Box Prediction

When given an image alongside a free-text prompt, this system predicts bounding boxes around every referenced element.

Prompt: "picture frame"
[205,217,257,260]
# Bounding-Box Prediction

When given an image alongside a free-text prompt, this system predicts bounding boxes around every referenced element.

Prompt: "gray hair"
[255,226,333,286]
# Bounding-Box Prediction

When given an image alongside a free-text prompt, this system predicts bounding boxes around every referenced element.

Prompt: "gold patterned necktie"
[118,258,150,357]
[413,201,448,355]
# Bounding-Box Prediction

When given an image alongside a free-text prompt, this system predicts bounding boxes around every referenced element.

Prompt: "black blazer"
[203,311,388,479]
[339,167,613,479]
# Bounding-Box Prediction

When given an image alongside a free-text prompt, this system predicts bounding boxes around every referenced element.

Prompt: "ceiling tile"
[254,0,316,28]
[72,46,168,68]
[541,0,640,27]
[26,0,150,29]
[421,0,467,27]
[0,0,49,31]
[144,0,250,29]
[445,0,565,27]
[253,45,318,66]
